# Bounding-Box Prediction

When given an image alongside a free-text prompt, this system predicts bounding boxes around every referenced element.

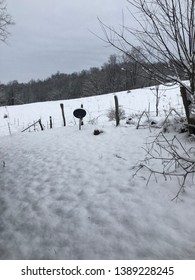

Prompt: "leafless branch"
[0,0,14,42]
[132,131,195,200]
[98,0,195,95]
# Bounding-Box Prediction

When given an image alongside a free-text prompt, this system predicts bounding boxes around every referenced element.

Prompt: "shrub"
[107,106,126,121]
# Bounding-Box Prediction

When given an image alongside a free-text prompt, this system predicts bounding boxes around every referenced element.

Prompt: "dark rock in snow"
[94,129,103,135]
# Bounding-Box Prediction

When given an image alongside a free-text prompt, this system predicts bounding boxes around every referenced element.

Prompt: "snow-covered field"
[0,84,183,136]
[0,84,195,260]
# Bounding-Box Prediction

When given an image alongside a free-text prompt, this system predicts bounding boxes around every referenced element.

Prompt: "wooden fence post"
[60,103,66,127]
[38,119,44,131]
[80,104,84,126]
[114,95,120,126]
[49,116,53,129]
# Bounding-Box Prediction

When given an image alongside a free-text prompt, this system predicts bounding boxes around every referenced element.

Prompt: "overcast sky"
[0,0,129,84]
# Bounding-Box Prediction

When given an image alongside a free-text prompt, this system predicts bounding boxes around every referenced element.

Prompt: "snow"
[0,84,184,136]
[0,84,195,260]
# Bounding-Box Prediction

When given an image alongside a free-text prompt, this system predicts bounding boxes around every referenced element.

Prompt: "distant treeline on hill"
[0,49,185,106]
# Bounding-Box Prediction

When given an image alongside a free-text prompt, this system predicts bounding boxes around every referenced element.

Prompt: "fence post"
[80,104,84,126]
[114,95,120,126]
[38,119,44,131]
[49,116,53,129]
[60,103,66,127]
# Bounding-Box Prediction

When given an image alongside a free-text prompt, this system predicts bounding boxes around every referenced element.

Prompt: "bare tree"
[0,0,13,42]
[98,0,195,133]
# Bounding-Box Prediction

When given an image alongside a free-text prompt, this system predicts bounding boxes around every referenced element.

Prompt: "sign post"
[73,108,86,130]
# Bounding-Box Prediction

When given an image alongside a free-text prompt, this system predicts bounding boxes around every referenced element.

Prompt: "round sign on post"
[73,108,87,130]
[73,109,86,119]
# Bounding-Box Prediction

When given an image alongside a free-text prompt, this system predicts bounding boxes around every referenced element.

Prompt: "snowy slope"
[0,84,183,136]
[0,84,195,260]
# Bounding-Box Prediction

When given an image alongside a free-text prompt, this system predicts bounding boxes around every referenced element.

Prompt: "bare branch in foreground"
[132,132,195,200]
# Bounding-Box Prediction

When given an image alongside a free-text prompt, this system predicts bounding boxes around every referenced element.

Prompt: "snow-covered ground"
[0,84,195,260]
[0,84,183,136]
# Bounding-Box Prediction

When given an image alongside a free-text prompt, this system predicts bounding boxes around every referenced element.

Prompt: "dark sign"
[73,108,86,119]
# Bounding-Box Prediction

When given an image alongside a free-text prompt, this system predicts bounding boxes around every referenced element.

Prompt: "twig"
[132,132,195,200]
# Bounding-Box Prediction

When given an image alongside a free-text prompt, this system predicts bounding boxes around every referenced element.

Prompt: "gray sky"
[0,0,127,84]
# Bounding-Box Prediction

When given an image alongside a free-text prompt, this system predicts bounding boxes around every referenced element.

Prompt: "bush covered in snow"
[107,106,126,121]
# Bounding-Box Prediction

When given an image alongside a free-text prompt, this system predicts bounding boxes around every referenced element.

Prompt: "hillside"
[0,84,195,260]
[0,84,183,136]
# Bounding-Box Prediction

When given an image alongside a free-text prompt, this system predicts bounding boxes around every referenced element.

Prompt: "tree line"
[0,49,185,106]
